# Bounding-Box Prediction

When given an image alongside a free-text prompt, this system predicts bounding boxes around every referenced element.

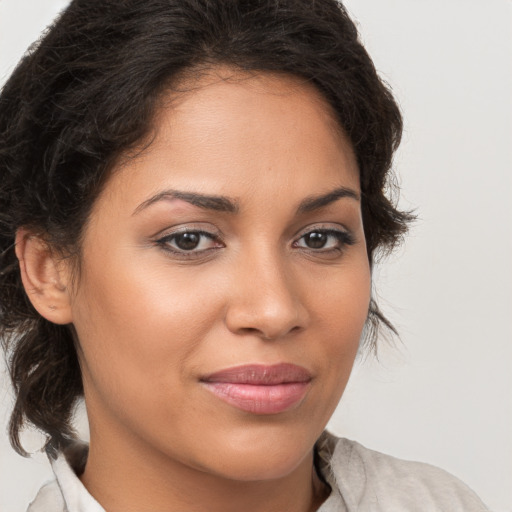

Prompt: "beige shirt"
[27,432,489,511]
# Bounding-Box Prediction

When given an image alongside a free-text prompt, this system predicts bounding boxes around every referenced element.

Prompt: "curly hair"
[0,0,412,456]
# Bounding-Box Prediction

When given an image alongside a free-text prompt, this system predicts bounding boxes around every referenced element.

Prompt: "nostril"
[237,324,302,340]
[239,327,273,340]
[241,327,260,336]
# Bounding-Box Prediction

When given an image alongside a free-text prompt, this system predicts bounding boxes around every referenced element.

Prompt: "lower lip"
[202,382,310,414]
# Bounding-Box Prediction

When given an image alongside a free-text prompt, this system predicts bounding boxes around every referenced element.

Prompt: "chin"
[194,425,318,482]
[212,451,310,482]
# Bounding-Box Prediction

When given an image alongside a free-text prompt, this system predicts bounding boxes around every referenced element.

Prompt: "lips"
[200,363,312,414]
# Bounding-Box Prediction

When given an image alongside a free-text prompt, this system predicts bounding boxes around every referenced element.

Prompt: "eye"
[156,229,222,255]
[294,228,355,252]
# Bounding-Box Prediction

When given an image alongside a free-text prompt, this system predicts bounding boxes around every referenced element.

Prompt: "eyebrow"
[133,190,239,215]
[297,186,360,213]
[133,186,359,216]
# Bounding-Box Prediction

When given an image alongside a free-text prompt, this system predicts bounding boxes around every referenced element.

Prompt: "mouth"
[200,363,312,414]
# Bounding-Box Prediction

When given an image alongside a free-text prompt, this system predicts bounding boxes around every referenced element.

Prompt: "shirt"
[27,432,489,511]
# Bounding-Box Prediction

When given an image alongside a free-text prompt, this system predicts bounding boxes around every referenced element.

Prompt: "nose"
[224,249,309,340]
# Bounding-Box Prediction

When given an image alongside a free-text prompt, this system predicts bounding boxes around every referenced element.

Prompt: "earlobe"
[15,228,73,325]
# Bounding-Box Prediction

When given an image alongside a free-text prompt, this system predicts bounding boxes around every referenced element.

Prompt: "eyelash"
[155,229,222,259]
[292,229,356,253]
[155,227,356,259]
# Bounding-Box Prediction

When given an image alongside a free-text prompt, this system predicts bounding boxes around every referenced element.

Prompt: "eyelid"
[152,222,355,260]
[154,222,222,240]
[292,223,353,241]
[154,224,225,258]
[292,224,356,251]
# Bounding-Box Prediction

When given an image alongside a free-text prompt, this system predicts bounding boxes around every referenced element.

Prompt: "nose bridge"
[225,241,307,339]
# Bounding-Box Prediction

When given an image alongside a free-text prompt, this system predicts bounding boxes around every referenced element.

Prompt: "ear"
[15,228,73,325]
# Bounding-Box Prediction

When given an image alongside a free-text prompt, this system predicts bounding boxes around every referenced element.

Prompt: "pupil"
[176,233,200,250]
[306,232,327,249]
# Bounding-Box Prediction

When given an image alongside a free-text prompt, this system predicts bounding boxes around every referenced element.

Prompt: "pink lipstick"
[200,363,311,414]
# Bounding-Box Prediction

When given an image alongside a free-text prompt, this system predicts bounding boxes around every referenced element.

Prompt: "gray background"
[1,1,511,511]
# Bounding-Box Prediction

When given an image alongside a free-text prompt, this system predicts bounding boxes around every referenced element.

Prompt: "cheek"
[69,252,226,410]
[311,255,371,382]
[311,252,371,340]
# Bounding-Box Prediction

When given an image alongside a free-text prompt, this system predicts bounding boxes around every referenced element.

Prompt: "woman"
[0,0,490,510]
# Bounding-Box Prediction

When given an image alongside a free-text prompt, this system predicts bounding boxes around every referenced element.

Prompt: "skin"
[18,70,371,511]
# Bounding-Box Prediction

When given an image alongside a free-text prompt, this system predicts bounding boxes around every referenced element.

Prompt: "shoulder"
[317,432,489,511]
[26,443,104,512]
[27,480,66,512]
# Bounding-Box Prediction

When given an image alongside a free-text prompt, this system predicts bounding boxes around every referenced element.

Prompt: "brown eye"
[157,230,221,255]
[303,232,328,249]
[174,232,201,250]
[295,228,356,252]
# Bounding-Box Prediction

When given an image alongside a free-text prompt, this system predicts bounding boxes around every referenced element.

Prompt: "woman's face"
[69,70,371,481]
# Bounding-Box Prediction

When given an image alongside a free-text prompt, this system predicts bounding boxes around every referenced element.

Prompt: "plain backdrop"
[1,1,511,511]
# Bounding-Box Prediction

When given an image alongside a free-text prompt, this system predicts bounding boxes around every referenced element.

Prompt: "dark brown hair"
[0,0,412,456]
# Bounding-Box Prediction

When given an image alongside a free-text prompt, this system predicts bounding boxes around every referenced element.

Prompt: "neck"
[80,426,329,512]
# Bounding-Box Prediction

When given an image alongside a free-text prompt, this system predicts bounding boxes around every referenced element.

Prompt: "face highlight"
[67,71,371,485]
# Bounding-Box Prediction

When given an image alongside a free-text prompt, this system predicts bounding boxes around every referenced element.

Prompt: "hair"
[0,0,412,456]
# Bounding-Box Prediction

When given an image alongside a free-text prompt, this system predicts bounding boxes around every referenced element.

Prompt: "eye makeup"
[153,223,356,262]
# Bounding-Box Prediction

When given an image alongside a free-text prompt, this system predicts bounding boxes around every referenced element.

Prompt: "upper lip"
[201,363,312,385]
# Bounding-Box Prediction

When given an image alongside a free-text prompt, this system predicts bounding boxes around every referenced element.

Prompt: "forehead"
[99,69,359,212]
[154,68,349,155]
[157,67,346,138]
